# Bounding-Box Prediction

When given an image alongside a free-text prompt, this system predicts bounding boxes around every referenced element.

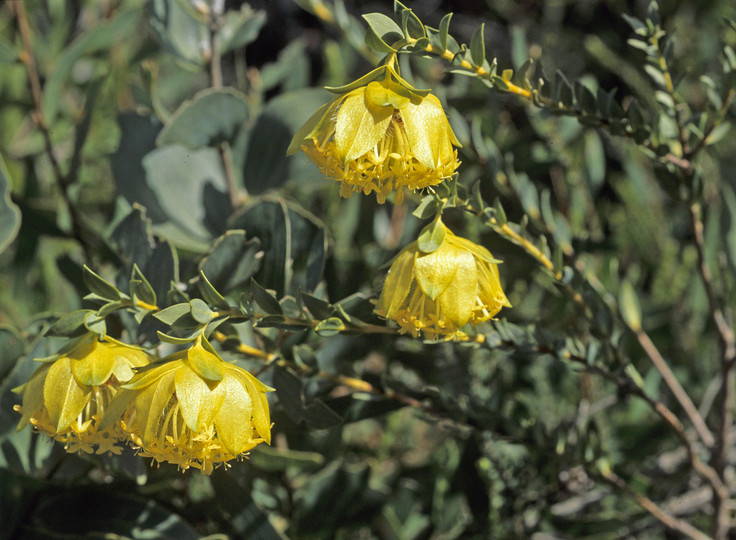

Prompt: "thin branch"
[598,466,712,540]
[10,0,95,260]
[635,327,715,448]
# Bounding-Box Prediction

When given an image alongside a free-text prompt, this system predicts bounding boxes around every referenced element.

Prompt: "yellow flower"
[117,337,272,474]
[375,221,511,340]
[288,64,461,204]
[13,336,151,455]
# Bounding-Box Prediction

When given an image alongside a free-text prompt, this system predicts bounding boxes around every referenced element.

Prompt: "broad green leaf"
[157,88,249,149]
[42,10,139,122]
[363,13,403,53]
[218,5,267,53]
[315,317,345,337]
[0,157,20,253]
[197,271,231,311]
[189,298,215,324]
[149,0,208,67]
[230,199,328,296]
[142,144,229,248]
[243,88,331,194]
[199,230,262,295]
[470,23,485,66]
[46,310,92,338]
[417,219,446,254]
[83,266,121,301]
[251,279,283,315]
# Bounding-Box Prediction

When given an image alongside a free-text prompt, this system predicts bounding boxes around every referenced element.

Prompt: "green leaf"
[111,205,162,277]
[251,279,283,315]
[149,0,209,67]
[400,8,425,39]
[83,312,107,337]
[294,462,384,536]
[244,88,331,194]
[46,310,93,338]
[363,13,403,53]
[199,230,262,295]
[619,280,642,331]
[153,303,192,326]
[190,298,215,324]
[704,122,731,146]
[250,445,325,472]
[417,219,446,253]
[26,487,200,539]
[218,5,267,53]
[470,23,486,66]
[0,327,25,382]
[439,13,452,51]
[83,266,121,301]
[0,37,18,63]
[142,144,230,247]
[157,330,198,345]
[0,156,20,253]
[42,10,139,122]
[197,271,231,311]
[315,317,345,337]
[130,264,157,306]
[230,198,328,296]
[493,198,507,224]
[157,88,249,149]
[300,293,334,320]
[412,196,441,220]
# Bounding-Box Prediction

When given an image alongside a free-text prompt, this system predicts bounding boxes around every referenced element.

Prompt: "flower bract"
[117,337,272,474]
[375,221,511,340]
[14,336,151,455]
[288,64,461,204]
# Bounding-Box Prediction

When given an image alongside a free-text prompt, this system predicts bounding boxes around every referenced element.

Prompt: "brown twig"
[598,466,712,540]
[634,328,715,448]
[689,202,736,538]
[10,0,94,260]
[207,0,244,210]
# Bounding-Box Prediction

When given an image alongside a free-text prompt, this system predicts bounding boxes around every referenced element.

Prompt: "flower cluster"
[14,335,271,474]
[289,62,461,204]
[291,55,511,338]
[374,221,511,340]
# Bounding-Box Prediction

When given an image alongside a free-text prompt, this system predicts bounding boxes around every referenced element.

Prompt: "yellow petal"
[401,94,460,169]
[413,243,459,301]
[17,363,51,431]
[287,102,331,155]
[233,367,271,443]
[136,370,176,447]
[376,249,416,317]
[187,342,224,382]
[437,246,477,327]
[335,88,392,161]
[174,363,210,432]
[44,356,90,432]
[365,80,410,111]
[111,346,151,383]
[214,373,254,456]
[69,339,115,387]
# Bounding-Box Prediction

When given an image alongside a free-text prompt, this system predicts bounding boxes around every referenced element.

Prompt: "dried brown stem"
[599,467,712,540]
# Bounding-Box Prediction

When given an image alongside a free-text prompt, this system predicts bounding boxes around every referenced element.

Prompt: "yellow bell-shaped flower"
[117,336,272,474]
[375,221,511,340]
[288,63,461,204]
[14,336,151,455]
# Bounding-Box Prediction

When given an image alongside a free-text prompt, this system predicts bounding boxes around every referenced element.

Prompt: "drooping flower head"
[375,220,511,340]
[115,336,272,475]
[14,336,151,455]
[288,59,461,204]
